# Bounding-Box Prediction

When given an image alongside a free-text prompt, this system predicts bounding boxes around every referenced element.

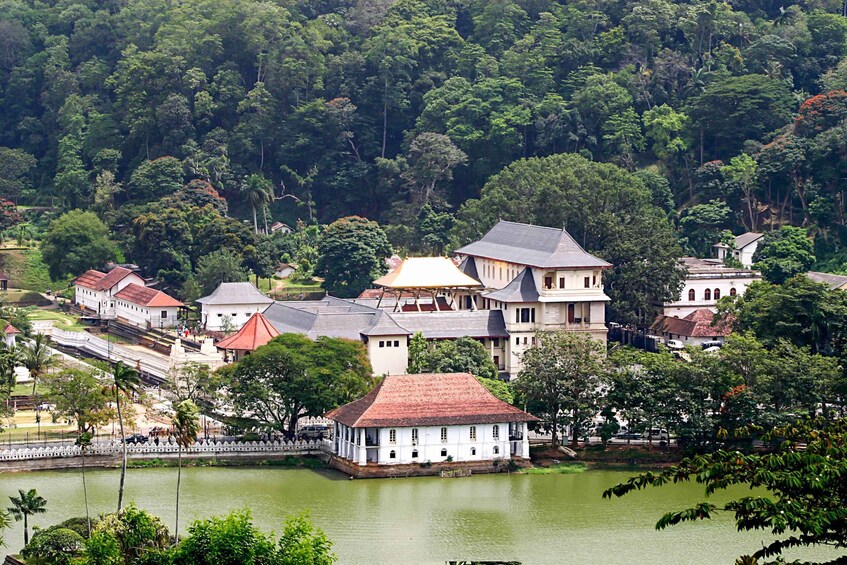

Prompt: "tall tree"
[7,488,47,546]
[112,361,140,512]
[40,210,120,280]
[516,331,607,447]
[316,216,391,298]
[752,226,816,284]
[241,174,274,234]
[172,399,200,539]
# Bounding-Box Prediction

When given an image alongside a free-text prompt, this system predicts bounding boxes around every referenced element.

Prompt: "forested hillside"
[2,0,847,322]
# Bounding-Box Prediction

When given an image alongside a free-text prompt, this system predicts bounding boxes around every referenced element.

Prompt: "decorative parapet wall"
[0,439,331,462]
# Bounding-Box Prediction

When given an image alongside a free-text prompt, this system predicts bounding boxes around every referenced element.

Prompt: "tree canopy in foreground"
[603,418,847,564]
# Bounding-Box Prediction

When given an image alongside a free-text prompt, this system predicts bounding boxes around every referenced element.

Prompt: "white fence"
[0,439,331,461]
[43,327,224,380]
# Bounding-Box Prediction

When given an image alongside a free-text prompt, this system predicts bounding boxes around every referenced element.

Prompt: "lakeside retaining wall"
[0,440,331,472]
[329,455,532,478]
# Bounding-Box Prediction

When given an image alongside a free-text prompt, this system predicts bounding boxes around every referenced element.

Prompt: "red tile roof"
[114,283,183,307]
[215,312,280,351]
[326,373,539,427]
[94,266,137,291]
[650,308,732,338]
[73,269,108,289]
[4,324,20,335]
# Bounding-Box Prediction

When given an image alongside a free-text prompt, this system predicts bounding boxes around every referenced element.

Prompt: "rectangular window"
[469,426,477,441]
[441,427,448,443]
[493,338,499,347]
[531,308,536,323]
[584,277,590,288]
[379,341,385,348]
[411,428,418,445]
[386,341,392,347]
[559,277,565,289]
[493,425,500,440]
[516,309,520,323]
[520,308,530,323]
[544,276,553,289]
[232,313,237,317]
[394,340,399,347]
[161,311,168,319]
[389,429,396,444]
[523,337,528,345]
[593,275,597,286]
[515,337,520,346]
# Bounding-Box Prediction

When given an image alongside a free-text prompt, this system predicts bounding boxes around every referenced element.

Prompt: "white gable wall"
[202,303,270,331]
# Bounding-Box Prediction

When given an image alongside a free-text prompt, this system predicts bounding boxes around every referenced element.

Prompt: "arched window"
[493,446,499,455]
[688,289,695,301]
[470,447,476,456]
[704,289,712,300]
[713,288,721,300]
[492,425,500,440]
[389,450,396,459]
[730,288,737,296]
[412,449,419,458]
[441,448,448,457]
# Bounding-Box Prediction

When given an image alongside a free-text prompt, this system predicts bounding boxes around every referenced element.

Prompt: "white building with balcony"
[325,373,537,476]
[455,221,611,375]
[663,257,761,318]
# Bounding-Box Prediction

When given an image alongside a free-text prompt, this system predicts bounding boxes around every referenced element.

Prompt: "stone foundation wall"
[328,455,532,479]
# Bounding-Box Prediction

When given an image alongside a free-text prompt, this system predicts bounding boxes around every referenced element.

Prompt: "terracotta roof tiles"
[113,283,183,307]
[326,373,538,427]
[215,312,280,351]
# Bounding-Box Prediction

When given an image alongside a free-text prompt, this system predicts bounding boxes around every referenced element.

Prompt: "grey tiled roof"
[735,232,764,249]
[455,220,611,269]
[197,282,273,305]
[807,271,847,290]
[362,311,412,336]
[263,297,410,341]
[483,268,540,303]
[390,310,508,339]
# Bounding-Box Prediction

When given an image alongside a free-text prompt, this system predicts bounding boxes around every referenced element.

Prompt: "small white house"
[713,232,764,268]
[197,282,274,331]
[326,373,537,476]
[274,263,297,279]
[270,222,292,234]
[113,283,183,329]
[73,267,145,318]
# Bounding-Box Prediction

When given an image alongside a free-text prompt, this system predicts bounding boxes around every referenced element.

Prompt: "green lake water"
[0,466,843,564]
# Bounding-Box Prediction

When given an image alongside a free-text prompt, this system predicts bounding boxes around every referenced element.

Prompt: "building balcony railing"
[509,433,524,441]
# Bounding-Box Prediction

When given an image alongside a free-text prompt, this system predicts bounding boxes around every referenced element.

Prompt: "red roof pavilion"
[215,312,280,351]
[326,373,539,428]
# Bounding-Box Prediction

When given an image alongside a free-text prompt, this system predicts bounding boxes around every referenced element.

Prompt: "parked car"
[702,346,721,355]
[700,341,723,349]
[297,424,330,441]
[666,339,684,349]
[123,434,149,444]
[612,429,642,440]
[641,428,669,443]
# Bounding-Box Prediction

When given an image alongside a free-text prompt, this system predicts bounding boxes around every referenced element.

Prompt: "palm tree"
[0,510,12,548]
[172,399,200,539]
[0,341,21,394]
[76,431,93,537]
[22,333,57,395]
[112,361,140,512]
[7,489,47,546]
[241,174,273,234]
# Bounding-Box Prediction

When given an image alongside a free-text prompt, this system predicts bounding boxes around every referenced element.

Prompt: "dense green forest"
[3,0,847,322]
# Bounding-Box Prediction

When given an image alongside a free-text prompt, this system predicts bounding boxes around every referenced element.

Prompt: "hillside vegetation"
[2,0,847,321]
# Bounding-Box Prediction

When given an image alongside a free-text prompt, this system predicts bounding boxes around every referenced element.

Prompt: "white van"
[666,340,684,350]
[641,428,669,443]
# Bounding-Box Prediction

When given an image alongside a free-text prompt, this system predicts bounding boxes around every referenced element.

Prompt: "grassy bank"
[28,308,86,331]
[0,248,70,292]
[523,462,587,475]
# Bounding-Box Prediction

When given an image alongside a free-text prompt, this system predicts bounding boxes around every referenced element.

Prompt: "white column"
[521,422,529,458]
[357,429,367,465]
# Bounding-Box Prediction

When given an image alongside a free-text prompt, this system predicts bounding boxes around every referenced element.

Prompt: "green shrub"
[22,527,84,564]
